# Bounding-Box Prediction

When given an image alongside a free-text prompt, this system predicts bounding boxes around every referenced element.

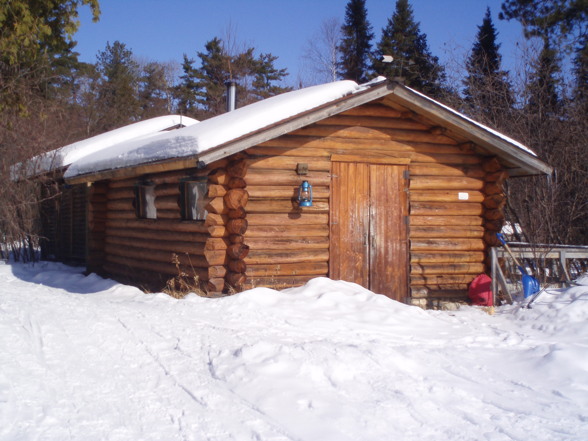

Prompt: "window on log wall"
[134,182,157,219]
[180,180,208,221]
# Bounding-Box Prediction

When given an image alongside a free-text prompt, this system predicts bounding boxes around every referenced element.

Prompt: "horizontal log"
[248,156,331,172]
[105,235,222,255]
[410,263,485,275]
[155,194,181,211]
[313,116,457,144]
[244,169,331,186]
[410,202,483,216]
[104,242,226,266]
[245,237,329,250]
[250,144,480,165]
[246,199,329,214]
[247,213,329,226]
[411,238,486,251]
[104,252,211,279]
[156,209,181,220]
[245,224,329,237]
[411,252,485,264]
[410,225,484,238]
[106,210,136,220]
[242,275,315,290]
[105,218,223,235]
[205,213,229,226]
[247,185,329,199]
[246,262,328,277]
[245,249,329,265]
[107,227,209,243]
[410,287,469,300]
[410,274,477,287]
[410,215,483,226]
[107,198,133,211]
[409,190,484,203]
[409,164,484,178]
[340,104,404,118]
[410,176,484,191]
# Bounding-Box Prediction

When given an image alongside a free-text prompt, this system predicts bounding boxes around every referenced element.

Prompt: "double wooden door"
[330,160,408,301]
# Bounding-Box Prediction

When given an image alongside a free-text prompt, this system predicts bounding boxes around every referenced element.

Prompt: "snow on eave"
[64,79,387,180]
[386,83,552,175]
[402,85,537,157]
[20,115,199,179]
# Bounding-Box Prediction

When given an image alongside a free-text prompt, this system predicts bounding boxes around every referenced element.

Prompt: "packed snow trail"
[0,261,587,441]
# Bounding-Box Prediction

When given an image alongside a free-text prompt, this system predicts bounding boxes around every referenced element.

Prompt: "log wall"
[97,165,229,292]
[239,101,504,304]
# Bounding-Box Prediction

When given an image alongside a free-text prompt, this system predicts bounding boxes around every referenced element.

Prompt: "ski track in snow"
[0,261,587,441]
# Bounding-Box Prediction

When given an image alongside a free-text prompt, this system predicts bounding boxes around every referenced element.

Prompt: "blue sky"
[73,0,527,87]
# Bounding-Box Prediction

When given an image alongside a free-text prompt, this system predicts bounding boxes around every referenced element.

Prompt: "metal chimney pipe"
[225,80,236,112]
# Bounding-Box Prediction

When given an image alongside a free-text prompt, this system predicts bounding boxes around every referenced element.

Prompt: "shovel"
[496,233,540,298]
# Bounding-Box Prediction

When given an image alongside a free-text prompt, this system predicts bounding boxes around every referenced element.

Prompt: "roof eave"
[385,83,553,176]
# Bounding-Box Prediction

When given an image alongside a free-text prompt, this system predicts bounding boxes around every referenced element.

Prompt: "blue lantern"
[298,180,313,207]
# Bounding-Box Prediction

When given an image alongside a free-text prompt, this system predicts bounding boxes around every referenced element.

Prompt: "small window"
[134,182,157,219]
[180,180,208,221]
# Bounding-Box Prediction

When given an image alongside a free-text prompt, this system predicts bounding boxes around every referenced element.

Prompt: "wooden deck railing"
[490,243,588,303]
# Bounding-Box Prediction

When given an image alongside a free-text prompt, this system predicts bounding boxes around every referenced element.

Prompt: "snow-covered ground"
[1,261,587,441]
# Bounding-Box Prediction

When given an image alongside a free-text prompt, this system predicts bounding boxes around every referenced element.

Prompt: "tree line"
[0,0,586,260]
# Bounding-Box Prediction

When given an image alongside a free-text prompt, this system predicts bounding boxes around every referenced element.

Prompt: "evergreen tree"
[337,0,374,83]
[463,8,513,126]
[372,0,446,97]
[188,37,289,117]
[139,61,175,119]
[526,39,562,119]
[175,55,201,117]
[95,41,141,132]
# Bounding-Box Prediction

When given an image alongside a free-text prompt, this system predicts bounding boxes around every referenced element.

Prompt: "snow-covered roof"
[65,79,385,179]
[63,78,550,182]
[24,115,198,177]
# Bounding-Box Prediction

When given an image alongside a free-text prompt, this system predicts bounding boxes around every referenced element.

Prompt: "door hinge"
[403,170,410,180]
[404,215,410,225]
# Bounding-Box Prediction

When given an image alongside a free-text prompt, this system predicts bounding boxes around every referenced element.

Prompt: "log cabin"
[25,115,198,263]
[61,78,551,307]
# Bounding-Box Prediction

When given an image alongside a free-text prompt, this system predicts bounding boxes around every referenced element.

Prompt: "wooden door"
[330,160,408,301]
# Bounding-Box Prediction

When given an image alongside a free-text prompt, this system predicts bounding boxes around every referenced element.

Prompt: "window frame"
[179,178,209,221]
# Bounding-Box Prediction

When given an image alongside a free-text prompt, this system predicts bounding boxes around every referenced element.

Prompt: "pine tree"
[526,39,561,119]
[189,37,290,117]
[139,61,174,119]
[95,41,141,132]
[372,0,445,97]
[337,0,374,83]
[572,35,588,112]
[463,8,513,127]
[175,55,201,117]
